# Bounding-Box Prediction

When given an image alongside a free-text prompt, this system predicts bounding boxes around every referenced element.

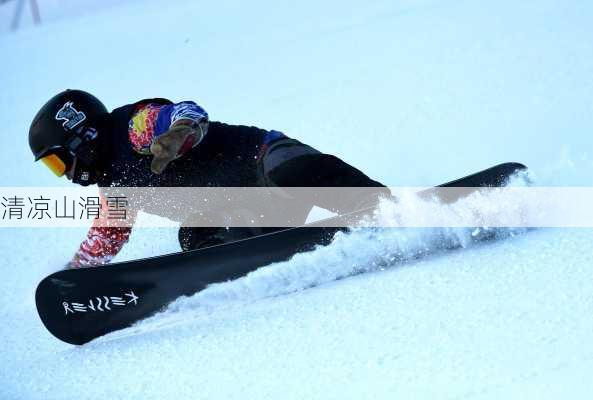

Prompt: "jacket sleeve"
[68,194,137,268]
[128,101,209,156]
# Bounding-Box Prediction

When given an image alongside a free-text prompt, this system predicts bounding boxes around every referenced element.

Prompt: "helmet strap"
[66,126,100,186]
[71,161,98,186]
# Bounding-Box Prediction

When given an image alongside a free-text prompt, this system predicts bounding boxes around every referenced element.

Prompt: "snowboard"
[36,162,527,345]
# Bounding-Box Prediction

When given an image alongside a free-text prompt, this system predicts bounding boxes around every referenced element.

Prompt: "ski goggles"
[39,127,97,177]
[40,148,74,177]
[41,153,67,176]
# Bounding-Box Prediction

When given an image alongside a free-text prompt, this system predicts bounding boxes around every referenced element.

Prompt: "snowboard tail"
[36,162,527,345]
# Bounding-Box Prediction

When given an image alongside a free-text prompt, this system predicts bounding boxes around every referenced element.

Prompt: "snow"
[1,0,593,399]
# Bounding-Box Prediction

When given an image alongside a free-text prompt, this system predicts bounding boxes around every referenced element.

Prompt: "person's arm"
[67,194,137,268]
[129,101,209,174]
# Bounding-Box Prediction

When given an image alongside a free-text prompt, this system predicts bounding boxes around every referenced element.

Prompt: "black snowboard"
[36,162,526,345]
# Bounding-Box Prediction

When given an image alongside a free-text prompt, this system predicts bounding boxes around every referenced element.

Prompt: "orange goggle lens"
[41,154,67,177]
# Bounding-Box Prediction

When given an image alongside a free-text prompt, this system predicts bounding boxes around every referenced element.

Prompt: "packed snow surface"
[1,0,593,399]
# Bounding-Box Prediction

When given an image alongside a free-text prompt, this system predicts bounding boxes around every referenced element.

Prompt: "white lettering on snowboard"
[62,290,139,316]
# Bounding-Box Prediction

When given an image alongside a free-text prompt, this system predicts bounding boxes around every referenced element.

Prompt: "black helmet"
[29,90,108,185]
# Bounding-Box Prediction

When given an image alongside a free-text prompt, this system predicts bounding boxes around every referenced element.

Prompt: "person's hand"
[150,122,202,174]
[65,253,84,269]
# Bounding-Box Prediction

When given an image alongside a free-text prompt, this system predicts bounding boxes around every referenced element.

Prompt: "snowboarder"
[29,90,389,268]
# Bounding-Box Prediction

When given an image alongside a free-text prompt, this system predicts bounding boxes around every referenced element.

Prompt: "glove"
[150,121,205,174]
[65,253,91,269]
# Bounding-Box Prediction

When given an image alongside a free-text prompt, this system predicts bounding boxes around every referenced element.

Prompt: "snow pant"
[178,138,389,251]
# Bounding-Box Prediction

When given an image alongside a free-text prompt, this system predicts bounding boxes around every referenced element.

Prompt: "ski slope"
[1,0,593,399]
